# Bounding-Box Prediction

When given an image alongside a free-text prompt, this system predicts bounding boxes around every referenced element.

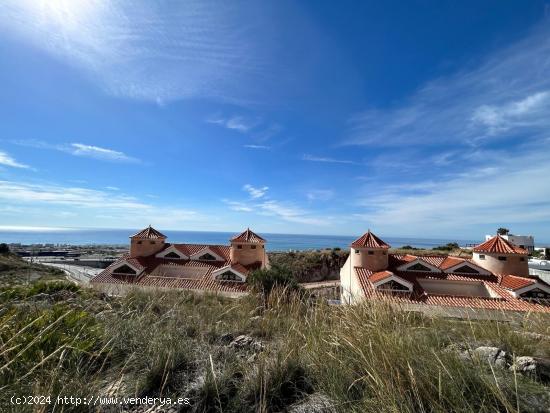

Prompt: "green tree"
[248,264,300,308]
[432,242,460,251]
[0,243,9,254]
[497,227,510,235]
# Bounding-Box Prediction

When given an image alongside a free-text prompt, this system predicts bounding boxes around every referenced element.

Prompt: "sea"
[0,228,482,252]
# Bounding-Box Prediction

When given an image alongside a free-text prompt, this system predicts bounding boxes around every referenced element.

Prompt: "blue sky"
[1,0,550,240]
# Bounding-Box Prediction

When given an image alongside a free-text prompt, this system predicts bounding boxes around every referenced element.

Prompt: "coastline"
[0,228,483,252]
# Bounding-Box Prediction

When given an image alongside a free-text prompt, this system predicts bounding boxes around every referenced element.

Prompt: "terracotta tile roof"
[137,276,248,294]
[353,266,550,313]
[131,225,167,239]
[91,250,248,294]
[351,230,390,249]
[230,263,252,275]
[90,239,248,294]
[351,253,550,313]
[122,256,148,271]
[415,256,446,267]
[389,254,417,267]
[164,243,231,261]
[391,254,484,273]
[499,274,536,291]
[439,256,465,270]
[473,235,528,255]
[231,228,265,243]
[369,270,394,283]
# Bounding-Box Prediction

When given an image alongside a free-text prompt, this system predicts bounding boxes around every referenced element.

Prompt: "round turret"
[129,225,167,258]
[350,230,390,272]
[230,228,267,268]
[472,235,529,276]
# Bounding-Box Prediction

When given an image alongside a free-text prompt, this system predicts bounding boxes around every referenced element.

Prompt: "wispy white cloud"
[355,148,550,235]
[0,1,284,103]
[302,154,356,164]
[0,180,148,209]
[0,179,202,228]
[471,91,550,136]
[252,123,283,142]
[69,143,139,163]
[243,144,270,150]
[347,22,550,146]
[224,200,253,212]
[0,150,30,169]
[243,184,269,199]
[257,200,326,226]
[207,115,260,133]
[306,189,334,201]
[11,139,140,163]
[224,185,330,226]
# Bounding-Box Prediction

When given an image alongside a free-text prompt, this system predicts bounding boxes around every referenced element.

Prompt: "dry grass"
[0,282,549,412]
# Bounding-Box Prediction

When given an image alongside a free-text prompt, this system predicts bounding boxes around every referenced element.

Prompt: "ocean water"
[0,228,480,252]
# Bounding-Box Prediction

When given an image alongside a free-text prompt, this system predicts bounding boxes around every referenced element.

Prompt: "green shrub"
[248,264,301,308]
[432,242,460,251]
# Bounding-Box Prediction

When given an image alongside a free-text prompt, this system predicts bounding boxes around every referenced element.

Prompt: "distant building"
[90,226,269,297]
[485,233,534,253]
[340,230,550,314]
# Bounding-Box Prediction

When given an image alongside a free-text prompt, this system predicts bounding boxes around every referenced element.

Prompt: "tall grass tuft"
[1,282,549,412]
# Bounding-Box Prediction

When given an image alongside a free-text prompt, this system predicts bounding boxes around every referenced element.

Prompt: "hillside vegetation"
[1,278,550,412]
[0,251,65,286]
[267,245,472,284]
[268,249,348,282]
[1,251,550,412]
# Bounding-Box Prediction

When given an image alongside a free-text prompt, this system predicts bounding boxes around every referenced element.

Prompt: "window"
[237,245,242,249]
[498,256,507,261]
[382,251,387,255]
[355,249,360,254]
[519,245,525,249]
[368,251,374,255]
[198,253,216,261]
[137,241,143,245]
[219,271,241,282]
[113,264,136,275]
[454,265,479,274]
[251,245,256,249]
[479,254,485,260]
[165,251,181,259]
[377,280,410,292]
[150,241,156,245]
[407,263,431,272]
[520,257,525,262]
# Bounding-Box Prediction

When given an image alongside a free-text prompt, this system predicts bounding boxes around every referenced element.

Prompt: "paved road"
[42,262,102,285]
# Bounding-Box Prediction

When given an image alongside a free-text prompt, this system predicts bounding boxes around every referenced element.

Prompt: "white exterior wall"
[417,278,499,298]
[350,247,388,271]
[472,252,529,277]
[339,254,366,305]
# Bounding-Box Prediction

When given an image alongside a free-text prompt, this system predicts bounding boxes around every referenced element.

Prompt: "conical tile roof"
[231,228,265,243]
[351,230,390,249]
[131,225,167,239]
[473,235,527,255]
